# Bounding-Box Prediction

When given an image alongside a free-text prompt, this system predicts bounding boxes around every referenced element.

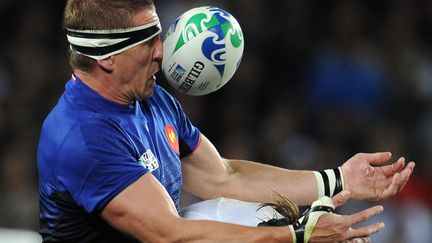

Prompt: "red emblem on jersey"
[164,125,180,154]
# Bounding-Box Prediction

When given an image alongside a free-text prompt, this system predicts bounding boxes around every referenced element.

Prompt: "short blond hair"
[63,0,154,72]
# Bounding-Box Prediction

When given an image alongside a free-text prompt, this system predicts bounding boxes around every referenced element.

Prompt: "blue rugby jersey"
[37,76,201,242]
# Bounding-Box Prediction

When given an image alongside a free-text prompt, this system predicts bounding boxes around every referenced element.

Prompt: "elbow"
[145,218,198,243]
[103,208,187,242]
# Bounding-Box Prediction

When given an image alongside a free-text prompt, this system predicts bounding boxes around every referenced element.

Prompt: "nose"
[153,35,163,63]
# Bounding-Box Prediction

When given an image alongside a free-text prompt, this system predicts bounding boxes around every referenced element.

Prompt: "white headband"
[66,19,162,60]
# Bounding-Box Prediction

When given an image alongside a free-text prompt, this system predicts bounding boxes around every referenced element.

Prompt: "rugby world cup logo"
[172,7,243,78]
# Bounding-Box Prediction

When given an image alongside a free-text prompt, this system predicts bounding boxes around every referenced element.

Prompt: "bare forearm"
[103,174,294,242]
[109,212,292,242]
[182,136,319,205]
[169,219,292,243]
[216,159,318,205]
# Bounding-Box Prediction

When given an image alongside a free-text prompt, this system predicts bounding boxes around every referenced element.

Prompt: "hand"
[342,237,370,243]
[309,191,384,243]
[341,152,415,201]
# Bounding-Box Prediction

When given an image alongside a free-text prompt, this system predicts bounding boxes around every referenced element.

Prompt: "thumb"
[332,190,350,208]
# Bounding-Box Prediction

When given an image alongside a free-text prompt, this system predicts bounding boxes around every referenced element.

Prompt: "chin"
[137,90,154,101]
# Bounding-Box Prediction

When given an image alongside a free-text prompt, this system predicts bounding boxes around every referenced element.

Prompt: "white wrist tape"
[313,167,344,198]
[290,196,335,243]
[288,225,297,243]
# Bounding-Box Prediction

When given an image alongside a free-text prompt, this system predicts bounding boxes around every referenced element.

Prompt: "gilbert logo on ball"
[162,6,244,96]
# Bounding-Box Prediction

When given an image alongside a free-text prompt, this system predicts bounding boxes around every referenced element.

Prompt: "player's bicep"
[101,173,179,242]
[181,134,234,199]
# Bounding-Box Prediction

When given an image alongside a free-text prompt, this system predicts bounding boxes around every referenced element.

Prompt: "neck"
[74,69,132,105]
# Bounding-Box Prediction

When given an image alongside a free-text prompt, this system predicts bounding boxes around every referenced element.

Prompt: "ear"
[97,57,114,72]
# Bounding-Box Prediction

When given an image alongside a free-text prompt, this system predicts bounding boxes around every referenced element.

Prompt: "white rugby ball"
[162,6,244,96]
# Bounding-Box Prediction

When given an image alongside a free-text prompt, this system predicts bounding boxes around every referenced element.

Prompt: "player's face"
[114,7,163,100]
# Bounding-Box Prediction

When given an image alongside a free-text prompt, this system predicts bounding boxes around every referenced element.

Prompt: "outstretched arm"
[182,135,415,205]
[182,135,319,205]
[101,173,383,242]
[101,173,291,242]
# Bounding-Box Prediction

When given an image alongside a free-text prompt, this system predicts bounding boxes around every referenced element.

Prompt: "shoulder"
[54,119,147,213]
[41,108,134,170]
[63,114,133,157]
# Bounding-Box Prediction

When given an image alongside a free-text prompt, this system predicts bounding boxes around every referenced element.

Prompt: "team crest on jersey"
[139,149,159,172]
[164,124,180,154]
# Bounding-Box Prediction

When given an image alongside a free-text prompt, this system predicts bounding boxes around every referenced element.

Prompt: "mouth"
[146,74,156,89]
[149,74,157,83]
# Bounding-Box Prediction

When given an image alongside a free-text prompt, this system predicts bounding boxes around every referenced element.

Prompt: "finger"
[402,161,415,177]
[366,152,392,165]
[362,237,371,243]
[380,157,405,177]
[379,162,415,199]
[397,162,415,193]
[332,190,350,208]
[345,237,371,243]
[349,205,384,225]
[379,173,401,199]
[347,222,385,239]
[356,237,371,243]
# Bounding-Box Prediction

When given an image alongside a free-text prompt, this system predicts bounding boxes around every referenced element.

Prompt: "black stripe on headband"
[67,24,161,56]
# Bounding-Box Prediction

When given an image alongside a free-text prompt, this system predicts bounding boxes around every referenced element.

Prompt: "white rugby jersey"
[179,197,284,226]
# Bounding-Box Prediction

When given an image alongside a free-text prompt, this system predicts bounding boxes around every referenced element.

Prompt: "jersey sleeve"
[175,100,201,158]
[57,115,148,214]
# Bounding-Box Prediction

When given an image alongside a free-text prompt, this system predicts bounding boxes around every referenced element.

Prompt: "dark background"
[0,0,431,242]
